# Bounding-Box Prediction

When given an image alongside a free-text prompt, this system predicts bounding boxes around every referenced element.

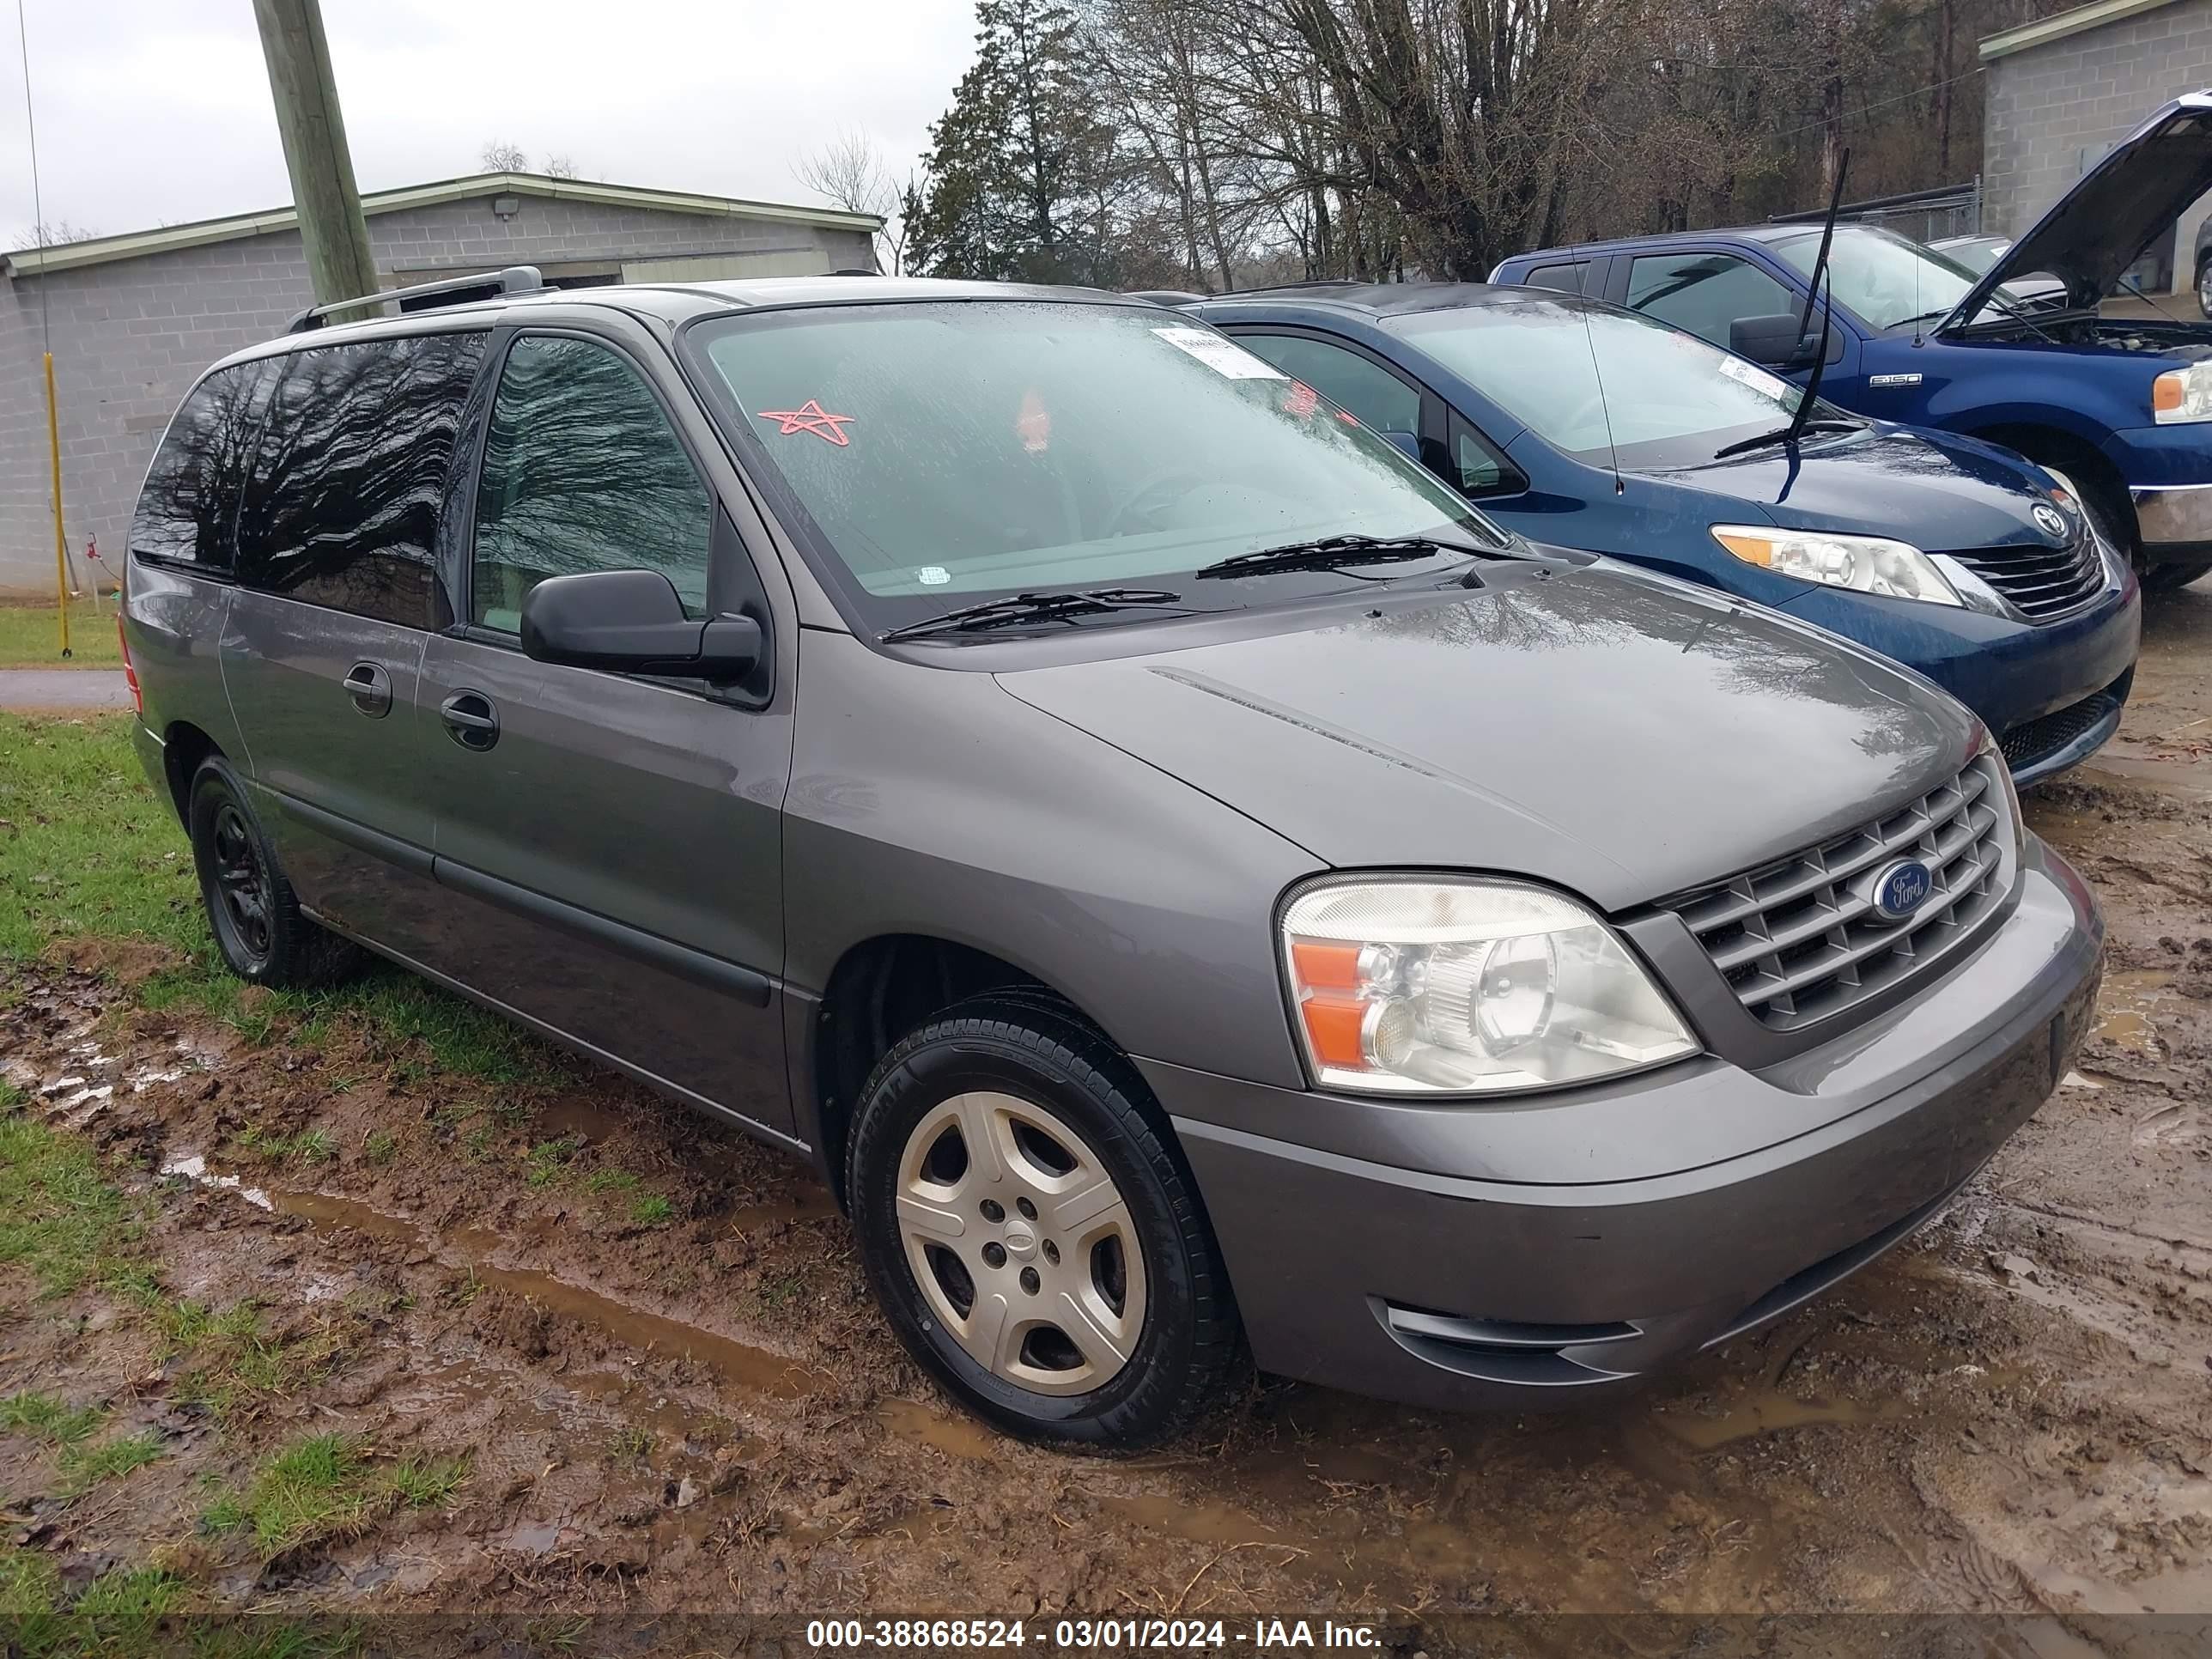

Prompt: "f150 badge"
[1869,373,1924,387]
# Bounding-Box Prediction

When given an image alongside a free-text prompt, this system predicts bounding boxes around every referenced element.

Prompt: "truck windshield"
[684,301,1506,635]
[1393,296,1824,470]
[1774,225,1980,331]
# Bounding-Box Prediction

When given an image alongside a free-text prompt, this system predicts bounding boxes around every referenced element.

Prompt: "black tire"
[848,994,1241,1450]
[2141,556,2212,593]
[187,757,362,988]
[2197,254,2211,321]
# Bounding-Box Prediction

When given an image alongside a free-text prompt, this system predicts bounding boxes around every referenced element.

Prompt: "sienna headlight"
[2153,362,2212,424]
[1279,878,1698,1097]
[1711,525,1962,606]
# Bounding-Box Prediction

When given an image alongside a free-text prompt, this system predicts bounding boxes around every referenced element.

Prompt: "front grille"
[1662,755,2013,1030]
[1948,529,2105,622]
[2000,691,2117,772]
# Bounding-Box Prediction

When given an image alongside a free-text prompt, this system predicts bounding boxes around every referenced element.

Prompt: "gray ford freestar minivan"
[121,274,2103,1449]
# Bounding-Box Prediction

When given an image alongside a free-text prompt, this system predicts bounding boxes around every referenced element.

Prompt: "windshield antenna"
[1783,148,1850,448]
[1566,238,1624,495]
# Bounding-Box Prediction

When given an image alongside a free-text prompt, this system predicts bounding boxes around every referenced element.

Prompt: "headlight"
[1279,878,1698,1097]
[2154,362,2212,424]
[1711,525,1962,605]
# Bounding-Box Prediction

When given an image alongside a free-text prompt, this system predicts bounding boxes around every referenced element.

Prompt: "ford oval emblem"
[1869,859,1934,924]
[2033,502,2069,540]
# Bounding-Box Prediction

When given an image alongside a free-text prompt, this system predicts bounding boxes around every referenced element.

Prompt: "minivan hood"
[1680,425,2063,551]
[1947,92,2212,326]
[998,563,1979,913]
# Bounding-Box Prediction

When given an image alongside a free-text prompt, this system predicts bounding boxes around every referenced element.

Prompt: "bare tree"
[542,154,579,179]
[480,139,529,173]
[13,218,101,247]
[793,128,900,270]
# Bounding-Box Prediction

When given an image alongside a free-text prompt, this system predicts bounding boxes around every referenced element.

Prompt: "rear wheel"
[848,996,1240,1449]
[2197,254,2211,319]
[187,758,362,988]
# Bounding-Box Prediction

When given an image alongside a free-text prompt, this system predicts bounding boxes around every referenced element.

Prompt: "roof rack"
[284,264,546,334]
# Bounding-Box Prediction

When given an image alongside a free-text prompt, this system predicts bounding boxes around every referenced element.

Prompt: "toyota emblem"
[2033,502,2069,540]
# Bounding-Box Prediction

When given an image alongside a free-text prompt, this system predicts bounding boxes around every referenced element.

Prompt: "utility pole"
[251,0,378,313]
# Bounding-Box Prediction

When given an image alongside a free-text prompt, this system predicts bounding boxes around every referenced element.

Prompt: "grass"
[628,1194,674,1227]
[0,1110,149,1300]
[204,1434,465,1560]
[0,597,122,668]
[0,1547,185,1656]
[0,713,564,1087]
[524,1135,583,1188]
[0,1394,165,1499]
[156,1300,344,1419]
[233,1127,337,1167]
[361,1129,398,1166]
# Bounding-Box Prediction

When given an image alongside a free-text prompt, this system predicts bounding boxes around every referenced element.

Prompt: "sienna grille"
[1948,529,2104,622]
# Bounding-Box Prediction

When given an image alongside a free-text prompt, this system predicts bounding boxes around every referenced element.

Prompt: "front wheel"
[2142,556,2212,593]
[848,996,1241,1449]
[2197,255,2211,320]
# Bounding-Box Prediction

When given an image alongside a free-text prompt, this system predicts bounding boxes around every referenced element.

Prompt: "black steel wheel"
[187,757,362,988]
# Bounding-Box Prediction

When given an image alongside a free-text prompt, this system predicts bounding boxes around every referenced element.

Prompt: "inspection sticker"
[1152,327,1285,380]
[1717,356,1795,403]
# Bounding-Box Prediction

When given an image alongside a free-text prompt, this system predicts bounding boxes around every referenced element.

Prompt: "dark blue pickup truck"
[1493,93,2212,592]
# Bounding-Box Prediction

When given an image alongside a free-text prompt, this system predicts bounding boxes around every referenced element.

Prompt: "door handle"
[439,690,500,751]
[343,661,392,719]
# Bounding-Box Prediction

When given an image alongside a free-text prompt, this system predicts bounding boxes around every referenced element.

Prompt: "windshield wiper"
[1194,534,1474,580]
[1711,418,1862,461]
[879,587,1188,642]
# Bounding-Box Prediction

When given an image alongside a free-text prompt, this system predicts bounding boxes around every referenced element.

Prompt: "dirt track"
[2,587,2209,1643]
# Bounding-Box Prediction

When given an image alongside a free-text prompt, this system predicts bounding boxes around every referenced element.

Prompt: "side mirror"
[1380,428,1423,463]
[520,568,763,681]
[1729,313,1820,370]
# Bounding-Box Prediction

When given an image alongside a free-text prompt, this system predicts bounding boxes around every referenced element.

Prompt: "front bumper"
[1146,839,2102,1410]
[2131,483,2212,556]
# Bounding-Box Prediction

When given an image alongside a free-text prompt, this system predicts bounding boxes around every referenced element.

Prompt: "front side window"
[234,332,485,628]
[471,335,713,634]
[130,362,274,570]
[1392,295,1829,471]
[1626,252,1798,349]
[1448,416,1521,497]
[683,302,1500,635]
[1235,332,1422,436]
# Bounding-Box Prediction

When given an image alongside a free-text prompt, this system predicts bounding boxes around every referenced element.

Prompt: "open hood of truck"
[1944,92,2212,330]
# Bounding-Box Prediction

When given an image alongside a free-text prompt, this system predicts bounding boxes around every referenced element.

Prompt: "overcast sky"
[0,0,973,243]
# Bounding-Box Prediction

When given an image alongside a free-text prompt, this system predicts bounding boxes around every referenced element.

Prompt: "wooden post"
[250,0,378,315]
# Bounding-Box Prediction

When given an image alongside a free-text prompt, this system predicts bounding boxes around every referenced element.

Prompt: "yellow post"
[44,350,70,658]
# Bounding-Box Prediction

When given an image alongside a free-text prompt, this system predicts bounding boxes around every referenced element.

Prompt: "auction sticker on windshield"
[1717,356,1795,404]
[1152,326,1285,380]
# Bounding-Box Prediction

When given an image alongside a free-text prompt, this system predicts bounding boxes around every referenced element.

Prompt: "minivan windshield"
[1391,295,1827,470]
[684,301,1506,634]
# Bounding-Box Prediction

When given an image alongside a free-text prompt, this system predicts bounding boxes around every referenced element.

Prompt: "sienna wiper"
[1711,419,1862,460]
[879,587,1188,642]
[1194,534,1474,580]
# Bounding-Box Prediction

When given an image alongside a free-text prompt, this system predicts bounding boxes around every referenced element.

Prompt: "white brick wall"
[0,193,873,593]
[1983,0,2212,295]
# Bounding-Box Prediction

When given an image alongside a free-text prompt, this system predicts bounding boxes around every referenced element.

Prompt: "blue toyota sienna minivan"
[1177,283,2142,784]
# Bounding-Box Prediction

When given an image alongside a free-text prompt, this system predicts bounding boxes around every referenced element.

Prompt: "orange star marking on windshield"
[756,399,854,446]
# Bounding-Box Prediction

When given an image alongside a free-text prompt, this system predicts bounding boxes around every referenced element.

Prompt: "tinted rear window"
[234,332,486,628]
[129,362,274,571]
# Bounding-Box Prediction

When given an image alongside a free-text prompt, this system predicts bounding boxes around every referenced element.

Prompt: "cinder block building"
[1,173,881,594]
[1981,0,2212,292]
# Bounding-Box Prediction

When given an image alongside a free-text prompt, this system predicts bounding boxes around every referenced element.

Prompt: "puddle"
[2094,969,2173,1052]
[1652,1389,1902,1449]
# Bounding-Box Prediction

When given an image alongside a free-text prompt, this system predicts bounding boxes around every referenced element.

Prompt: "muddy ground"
[3,589,2210,1651]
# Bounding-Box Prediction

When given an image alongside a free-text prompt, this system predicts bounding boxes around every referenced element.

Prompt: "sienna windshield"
[1393,295,1828,470]
[684,301,1503,631]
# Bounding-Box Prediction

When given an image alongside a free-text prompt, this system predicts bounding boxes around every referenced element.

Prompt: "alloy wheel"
[210,802,272,963]
[2200,260,2212,320]
[895,1091,1147,1395]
